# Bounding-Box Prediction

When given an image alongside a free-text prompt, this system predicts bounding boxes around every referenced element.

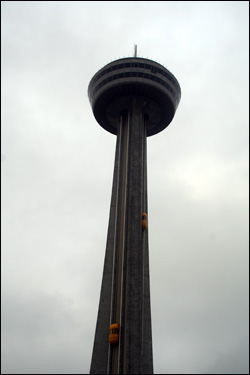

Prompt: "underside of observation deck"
[88,57,181,136]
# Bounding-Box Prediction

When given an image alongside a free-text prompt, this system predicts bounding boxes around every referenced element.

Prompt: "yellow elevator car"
[109,323,119,344]
[142,212,148,230]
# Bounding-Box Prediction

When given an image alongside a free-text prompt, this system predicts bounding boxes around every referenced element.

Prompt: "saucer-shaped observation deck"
[88,57,181,136]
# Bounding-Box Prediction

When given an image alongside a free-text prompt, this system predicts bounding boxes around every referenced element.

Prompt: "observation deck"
[88,57,181,136]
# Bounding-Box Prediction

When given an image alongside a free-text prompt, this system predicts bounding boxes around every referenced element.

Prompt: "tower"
[88,54,181,374]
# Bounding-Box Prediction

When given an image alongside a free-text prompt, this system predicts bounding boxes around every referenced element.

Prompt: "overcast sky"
[1,1,249,374]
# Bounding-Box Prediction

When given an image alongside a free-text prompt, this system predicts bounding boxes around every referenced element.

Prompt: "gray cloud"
[2,1,248,374]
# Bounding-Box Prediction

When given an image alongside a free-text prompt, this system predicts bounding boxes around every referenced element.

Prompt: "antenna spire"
[134,44,137,57]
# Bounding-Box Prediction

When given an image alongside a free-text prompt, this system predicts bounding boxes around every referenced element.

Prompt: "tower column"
[122,100,152,374]
[90,100,153,374]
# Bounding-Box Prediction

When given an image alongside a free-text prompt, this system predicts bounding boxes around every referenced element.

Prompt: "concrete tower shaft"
[88,56,181,374]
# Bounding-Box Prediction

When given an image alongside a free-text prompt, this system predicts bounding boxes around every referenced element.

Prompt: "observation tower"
[88,49,181,374]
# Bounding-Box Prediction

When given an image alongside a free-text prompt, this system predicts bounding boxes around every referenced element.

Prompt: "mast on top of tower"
[134,44,137,57]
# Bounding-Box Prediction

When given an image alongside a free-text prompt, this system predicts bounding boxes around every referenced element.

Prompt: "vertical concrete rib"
[142,117,154,374]
[123,100,153,374]
[109,111,130,375]
[90,129,121,375]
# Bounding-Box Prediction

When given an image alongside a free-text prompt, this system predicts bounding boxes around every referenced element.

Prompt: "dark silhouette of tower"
[88,53,181,374]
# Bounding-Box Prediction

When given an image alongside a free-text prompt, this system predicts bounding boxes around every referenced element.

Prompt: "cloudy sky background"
[1,1,249,374]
